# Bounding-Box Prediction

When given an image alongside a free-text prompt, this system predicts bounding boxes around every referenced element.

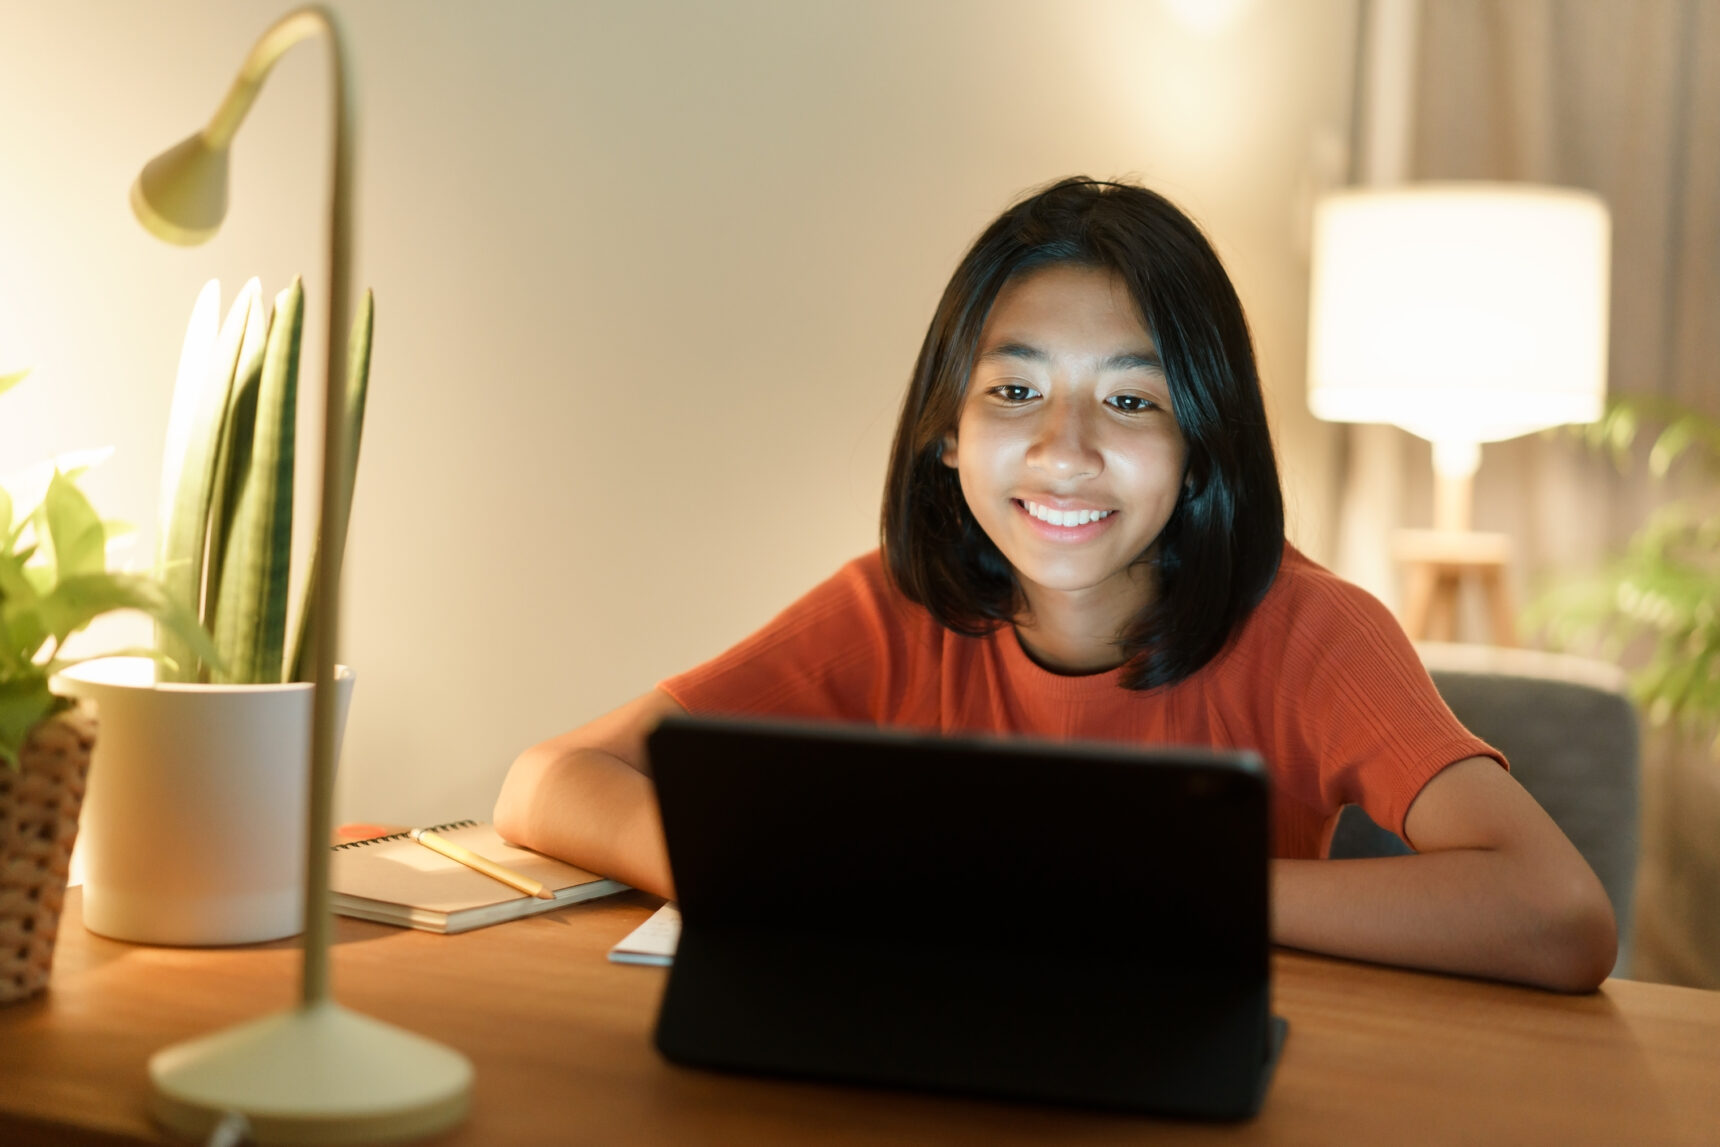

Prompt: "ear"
[939,433,958,469]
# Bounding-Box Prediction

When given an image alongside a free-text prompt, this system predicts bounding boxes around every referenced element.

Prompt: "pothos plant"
[0,367,215,770]
[1527,395,1720,753]
[155,277,372,685]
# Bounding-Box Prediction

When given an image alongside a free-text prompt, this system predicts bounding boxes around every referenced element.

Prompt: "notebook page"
[332,821,608,912]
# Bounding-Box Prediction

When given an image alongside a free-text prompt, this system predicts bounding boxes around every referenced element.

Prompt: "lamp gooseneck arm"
[198,1,355,1010]
[300,1,353,1011]
[141,11,471,1140]
[202,8,333,149]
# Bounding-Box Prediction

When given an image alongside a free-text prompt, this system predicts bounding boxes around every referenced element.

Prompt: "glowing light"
[1160,0,1257,36]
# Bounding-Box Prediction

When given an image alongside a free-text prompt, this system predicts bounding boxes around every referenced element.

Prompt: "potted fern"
[1528,396,1720,986]
[1,366,215,1000]
[1528,397,1720,746]
[53,277,373,946]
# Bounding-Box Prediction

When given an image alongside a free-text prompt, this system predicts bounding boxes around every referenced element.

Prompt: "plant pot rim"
[51,656,354,697]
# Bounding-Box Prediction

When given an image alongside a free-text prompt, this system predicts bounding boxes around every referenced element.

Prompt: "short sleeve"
[1231,558,1505,842]
[658,552,937,725]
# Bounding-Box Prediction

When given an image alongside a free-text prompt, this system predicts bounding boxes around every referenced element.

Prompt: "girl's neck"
[1011,567,1155,675]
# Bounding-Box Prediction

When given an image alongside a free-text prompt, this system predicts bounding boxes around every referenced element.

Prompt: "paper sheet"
[608,903,680,965]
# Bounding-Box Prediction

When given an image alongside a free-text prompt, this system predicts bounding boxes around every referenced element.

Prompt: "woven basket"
[0,704,96,1004]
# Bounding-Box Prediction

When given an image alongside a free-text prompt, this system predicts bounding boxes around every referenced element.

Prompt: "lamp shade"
[131,132,229,246]
[1306,184,1610,445]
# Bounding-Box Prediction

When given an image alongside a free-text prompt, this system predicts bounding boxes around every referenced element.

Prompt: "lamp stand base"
[149,1000,472,1145]
[1393,528,1516,647]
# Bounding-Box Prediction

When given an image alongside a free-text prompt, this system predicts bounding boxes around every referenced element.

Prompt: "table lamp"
[130,7,471,1142]
[1306,183,1611,644]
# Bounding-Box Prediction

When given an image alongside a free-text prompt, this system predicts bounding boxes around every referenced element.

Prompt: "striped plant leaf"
[204,280,270,641]
[157,280,258,681]
[155,279,220,552]
[289,289,374,683]
[211,279,301,684]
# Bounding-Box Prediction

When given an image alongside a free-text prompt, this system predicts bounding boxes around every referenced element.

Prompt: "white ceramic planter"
[53,657,354,946]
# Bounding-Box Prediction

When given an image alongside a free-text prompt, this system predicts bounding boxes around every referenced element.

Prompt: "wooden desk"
[2,890,1717,1146]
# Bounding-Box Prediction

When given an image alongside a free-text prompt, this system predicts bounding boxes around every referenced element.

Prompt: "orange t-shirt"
[659,544,1502,859]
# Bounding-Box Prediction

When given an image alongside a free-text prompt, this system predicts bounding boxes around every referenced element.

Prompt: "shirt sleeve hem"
[1385,738,1508,841]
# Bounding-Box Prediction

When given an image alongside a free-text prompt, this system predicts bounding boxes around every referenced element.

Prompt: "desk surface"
[2,889,1717,1146]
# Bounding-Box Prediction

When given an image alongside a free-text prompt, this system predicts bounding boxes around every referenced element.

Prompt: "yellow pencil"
[409,828,555,900]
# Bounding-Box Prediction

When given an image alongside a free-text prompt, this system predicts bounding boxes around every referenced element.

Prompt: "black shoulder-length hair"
[881,177,1284,690]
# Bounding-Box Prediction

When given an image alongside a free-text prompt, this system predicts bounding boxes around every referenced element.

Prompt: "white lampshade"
[1307,184,1611,448]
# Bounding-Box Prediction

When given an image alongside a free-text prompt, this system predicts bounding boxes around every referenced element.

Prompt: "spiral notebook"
[330,819,627,934]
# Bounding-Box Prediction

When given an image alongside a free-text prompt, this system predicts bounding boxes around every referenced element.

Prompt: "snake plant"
[0,367,216,768]
[154,278,373,685]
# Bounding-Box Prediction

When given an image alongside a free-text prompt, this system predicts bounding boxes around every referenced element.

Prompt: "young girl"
[495,178,1617,993]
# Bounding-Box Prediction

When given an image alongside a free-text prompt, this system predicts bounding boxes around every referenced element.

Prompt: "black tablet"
[648,715,1287,1120]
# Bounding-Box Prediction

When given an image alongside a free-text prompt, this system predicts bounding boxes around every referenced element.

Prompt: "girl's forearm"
[1272,853,1617,993]
[493,745,675,899]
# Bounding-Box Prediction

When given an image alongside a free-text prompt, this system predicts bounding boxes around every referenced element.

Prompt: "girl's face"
[941,263,1187,619]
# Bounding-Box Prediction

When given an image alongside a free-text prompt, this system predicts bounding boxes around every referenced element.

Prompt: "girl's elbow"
[492,780,528,847]
[492,747,549,847]
[1537,878,1619,993]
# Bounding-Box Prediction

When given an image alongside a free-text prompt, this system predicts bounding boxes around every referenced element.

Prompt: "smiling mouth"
[1018,499,1114,527]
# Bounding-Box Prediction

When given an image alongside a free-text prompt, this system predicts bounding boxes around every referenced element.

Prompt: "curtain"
[1406,0,1720,986]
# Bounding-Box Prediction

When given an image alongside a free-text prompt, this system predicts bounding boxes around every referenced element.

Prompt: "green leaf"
[0,551,47,665]
[0,551,39,605]
[157,279,223,535]
[40,470,107,580]
[290,288,373,683]
[0,676,60,772]
[1648,410,1720,476]
[37,572,221,669]
[205,289,268,640]
[212,278,300,684]
[1530,394,1720,754]
[0,484,11,552]
[157,280,259,681]
[22,564,52,597]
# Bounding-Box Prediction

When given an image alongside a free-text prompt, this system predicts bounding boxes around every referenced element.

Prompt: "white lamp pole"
[131,7,471,1142]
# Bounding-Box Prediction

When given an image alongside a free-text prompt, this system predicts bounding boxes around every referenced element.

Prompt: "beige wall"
[0,0,1357,826]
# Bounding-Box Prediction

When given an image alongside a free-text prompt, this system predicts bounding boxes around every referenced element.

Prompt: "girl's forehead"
[979,264,1156,353]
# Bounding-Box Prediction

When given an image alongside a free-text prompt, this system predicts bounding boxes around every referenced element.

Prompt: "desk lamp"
[1307,184,1610,644]
[131,7,471,1142]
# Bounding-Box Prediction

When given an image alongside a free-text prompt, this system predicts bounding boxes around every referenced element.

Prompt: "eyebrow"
[978,342,1165,373]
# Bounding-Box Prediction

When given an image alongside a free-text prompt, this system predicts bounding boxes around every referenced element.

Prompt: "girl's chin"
[1008,561,1154,605]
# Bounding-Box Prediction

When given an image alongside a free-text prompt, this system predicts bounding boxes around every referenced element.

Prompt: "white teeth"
[1023,500,1111,527]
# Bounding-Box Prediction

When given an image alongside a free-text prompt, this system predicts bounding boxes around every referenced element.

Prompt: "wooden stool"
[1393,529,1516,646]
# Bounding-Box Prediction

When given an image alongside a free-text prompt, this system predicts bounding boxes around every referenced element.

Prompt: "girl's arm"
[492,688,684,899]
[1274,757,1618,992]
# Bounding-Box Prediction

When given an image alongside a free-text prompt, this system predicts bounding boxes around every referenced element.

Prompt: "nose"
[1025,394,1101,480]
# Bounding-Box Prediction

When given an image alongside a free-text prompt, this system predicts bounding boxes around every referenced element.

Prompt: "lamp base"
[1392,528,1516,647]
[149,1000,472,1145]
